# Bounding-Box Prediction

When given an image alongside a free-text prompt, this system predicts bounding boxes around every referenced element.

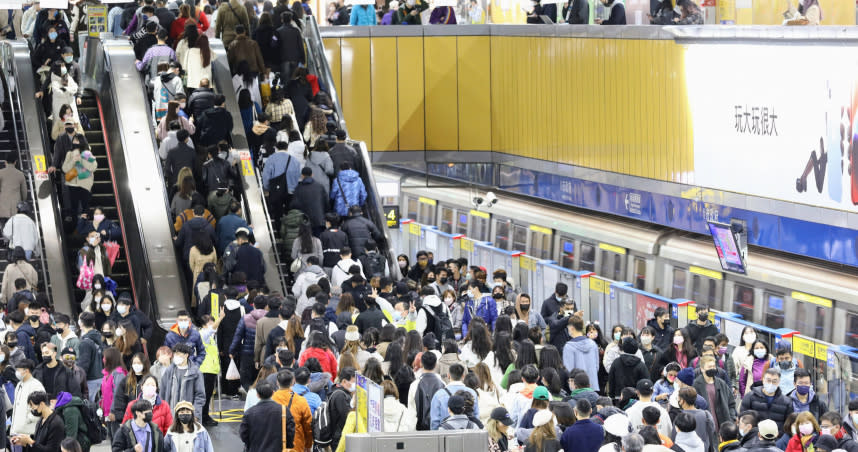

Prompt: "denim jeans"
[87,378,103,403]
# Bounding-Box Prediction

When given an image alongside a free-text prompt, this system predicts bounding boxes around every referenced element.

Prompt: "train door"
[528,226,552,259]
[580,241,597,272]
[439,204,455,233]
[512,224,528,254]
[689,267,722,306]
[588,275,611,327]
[670,267,687,299]
[598,244,626,282]
[417,197,436,225]
[556,235,576,270]
[731,284,756,322]
[493,218,513,251]
[631,256,646,290]
[455,209,468,236]
[405,196,419,221]
[791,292,832,341]
[469,210,491,242]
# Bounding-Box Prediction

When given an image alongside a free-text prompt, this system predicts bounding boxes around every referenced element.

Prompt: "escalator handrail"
[356,141,401,280]
[304,16,347,134]
[0,40,74,312]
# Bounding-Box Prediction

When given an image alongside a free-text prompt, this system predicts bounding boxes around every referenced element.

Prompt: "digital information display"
[707,221,748,274]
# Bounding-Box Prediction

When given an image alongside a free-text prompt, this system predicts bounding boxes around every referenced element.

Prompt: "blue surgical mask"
[63,55,73,63]
[392,311,402,322]
[48,31,58,40]
[763,383,778,394]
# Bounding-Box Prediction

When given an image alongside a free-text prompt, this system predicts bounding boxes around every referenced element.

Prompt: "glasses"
[62,356,76,361]
[763,379,779,385]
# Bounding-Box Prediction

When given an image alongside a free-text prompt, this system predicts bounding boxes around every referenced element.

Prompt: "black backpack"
[313,387,346,448]
[60,398,107,444]
[422,303,454,341]
[365,252,386,277]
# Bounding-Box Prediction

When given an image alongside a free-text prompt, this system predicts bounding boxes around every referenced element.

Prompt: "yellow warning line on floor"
[212,408,245,423]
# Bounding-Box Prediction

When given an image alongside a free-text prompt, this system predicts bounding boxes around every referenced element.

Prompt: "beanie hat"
[676,367,695,387]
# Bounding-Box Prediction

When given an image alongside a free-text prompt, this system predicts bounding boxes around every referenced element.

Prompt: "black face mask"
[30,408,40,417]
[143,412,153,424]
[439,277,448,284]
[704,368,717,378]
[7,342,16,348]
[28,315,39,324]
[65,127,75,135]
[178,413,193,424]
[520,304,530,312]
[426,277,436,283]
[55,327,64,335]
[102,332,114,338]
[492,293,504,300]
[698,312,708,321]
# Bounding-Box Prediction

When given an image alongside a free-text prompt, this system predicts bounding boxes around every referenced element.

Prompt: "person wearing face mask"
[685,305,719,354]
[646,307,675,352]
[160,343,206,422]
[114,399,166,452]
[784,411,820,452]
[110,294,154,344]
[652,362,680,404]
[49,314,80,357]
[540,283,570,320]
[789,368,827,422]
[461,281,498,338]
[740,368,794,433]
[512,293,544,340]
[164,311,206,367]
[33,343,82,398]
[10,390,64,452]
[165,400,215,452]
[240,382,295,452]
[818,411,858,452]
[638,326,664,380]
[327,367,357,450]
[31,24,66,72]
[692,356,735,436]
[739,340,774,398]
[197,315,222,427]
[772,346,805,395]
[562,315,601,393]
[603,326,644,372]
[10,360,44,445]
[426,266,453,298]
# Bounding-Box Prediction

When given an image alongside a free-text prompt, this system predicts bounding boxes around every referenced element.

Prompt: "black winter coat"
[320,228,349,268]
[693,376,736,427]
[274,24,304,64]
[286,79,312,129]
[646,318,674,352]
[740,387,793,432]
[201,157,236,194]
[607,353,649,398]
[240,399,295,452]
[234,243,265,283]
[198,107,234,146]
[291,177,329,229]
[342,215,381,256]
[328,143,360,176]
[77,330,104,381]
[187,88,216,121]
[329,386,352,449]
[109,308,154,341]
[686,320,719,353]
[111,420,164,452]
[354,305,386,334]
[253,25,279,67]
[28,412,66,452]
[33,361,82,398]
[565,0,588,23]
[175,217,217,263]
[164,142,197,187]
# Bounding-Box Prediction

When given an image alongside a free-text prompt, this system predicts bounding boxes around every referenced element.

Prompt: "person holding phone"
[11,390,65,452]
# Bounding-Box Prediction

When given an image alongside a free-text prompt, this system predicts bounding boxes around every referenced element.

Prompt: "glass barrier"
[474,241,523,292]
[536,262,592,315]
[421,226,463,263]
[831,346,858,414]
[459,238,490,274]
[787,334,840,412]
[716,312,798,362]
[399,219,420,263]
[586,275,617,328]
[611,285,687,332]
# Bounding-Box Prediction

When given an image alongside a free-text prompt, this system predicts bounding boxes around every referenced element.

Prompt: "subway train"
[378,168,858,347]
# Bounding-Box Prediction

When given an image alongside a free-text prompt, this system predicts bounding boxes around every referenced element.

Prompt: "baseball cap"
[61,346,76,357]
[532,386,550,401]
[447,395,465,415]
[758,419,778,440]
[636,379,653,393]
[490,407,513,426]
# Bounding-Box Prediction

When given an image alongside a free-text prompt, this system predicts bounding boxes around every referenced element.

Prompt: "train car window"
[763,292,785,329]
[456,211,468,235]
[600,250,610,278]
[671,268,687,299]
[845,312,858,348]
[513,225,528,252]
[633,257,646,290]
[795,300,828,340]
[612,252,624,281]
[529,231,552,259]
[494,220,511,251]
[560,238,575,270]
[691,275,718,305]
[580,242,596,272]
[440,206,454,234]
[732,285,755,322]
[406,197,418,221]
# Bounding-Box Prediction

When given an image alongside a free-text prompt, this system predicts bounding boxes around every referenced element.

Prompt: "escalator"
[0,40,73,313]
[302,17,401,279]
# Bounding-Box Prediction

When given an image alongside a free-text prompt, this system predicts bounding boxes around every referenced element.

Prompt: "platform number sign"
[384,206,399,229]
[33,156,48,181]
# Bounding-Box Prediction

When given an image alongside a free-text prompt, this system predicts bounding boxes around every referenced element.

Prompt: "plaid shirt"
[264,99,295,124]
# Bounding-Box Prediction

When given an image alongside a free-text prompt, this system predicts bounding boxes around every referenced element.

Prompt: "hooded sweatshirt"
[294,265,327,314]
[674,431,705,452]
[563,335,601,392]
[416,295,449,337]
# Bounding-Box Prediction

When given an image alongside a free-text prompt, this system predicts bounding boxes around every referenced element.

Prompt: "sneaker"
[203,418,219,427]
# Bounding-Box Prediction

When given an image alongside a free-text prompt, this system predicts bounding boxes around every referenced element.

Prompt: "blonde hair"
[795,411,820,435]
[486,418,505,441]
[529,419,557,451]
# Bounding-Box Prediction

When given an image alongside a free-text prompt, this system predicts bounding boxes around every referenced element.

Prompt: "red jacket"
[298,347,338,382]
[122,396,173,435]
[785,434,817,452]
[169,11,210,42]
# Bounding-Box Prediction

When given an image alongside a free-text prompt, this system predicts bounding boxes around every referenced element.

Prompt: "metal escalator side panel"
[84,38,185,327]
[209,39,285,295]
[0,41,74,313]
[302,18,401,280]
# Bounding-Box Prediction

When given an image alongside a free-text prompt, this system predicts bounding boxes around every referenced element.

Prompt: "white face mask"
[14,370,23,380]
[852,413,858,426]
[173,356,185,366]
[88,237,98,246]
[132,363,144,374]
[178,321,190,331]
[116,305,128,315]
[101,303,112,312]
[93,284,102,290]
[640,336,653,346]
[754,349,767,359]
[115,327,125,337]
[743,333,756,345]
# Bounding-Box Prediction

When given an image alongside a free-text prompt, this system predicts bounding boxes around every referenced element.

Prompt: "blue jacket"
[229,309,266,356]
[293,383,322,415]
[561,419,604,452]
[215,213,249,255]
[262,150,301,193]
[330,169,367,217]
[164,325,207,366]
[461,294,497,338]
[349,4,377,25]
[562,336,601,392]
[429,383,479,430]
[15,325,35,361]
[165,427,215,452]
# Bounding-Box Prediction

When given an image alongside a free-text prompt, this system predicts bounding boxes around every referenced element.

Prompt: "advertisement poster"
[355,374,383,433]
[687,44,858,214]
[634,294,667,331]
[88,5,107,37]
[355,375,368,433]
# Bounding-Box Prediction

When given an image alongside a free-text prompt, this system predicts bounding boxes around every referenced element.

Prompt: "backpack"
[59,398,106,444]
[81,335,103,377]
[313,387,345,448]
[422,303,454,341]
[365,252,385,277]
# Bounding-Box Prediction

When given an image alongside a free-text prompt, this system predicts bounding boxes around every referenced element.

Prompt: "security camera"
[485,191,498,207]
[472,196,484,209]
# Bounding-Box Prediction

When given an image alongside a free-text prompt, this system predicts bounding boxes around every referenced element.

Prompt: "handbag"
[76,261,94,290]
[103,241,120,267]
[281,393,295,451]
[65,167,78,182]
